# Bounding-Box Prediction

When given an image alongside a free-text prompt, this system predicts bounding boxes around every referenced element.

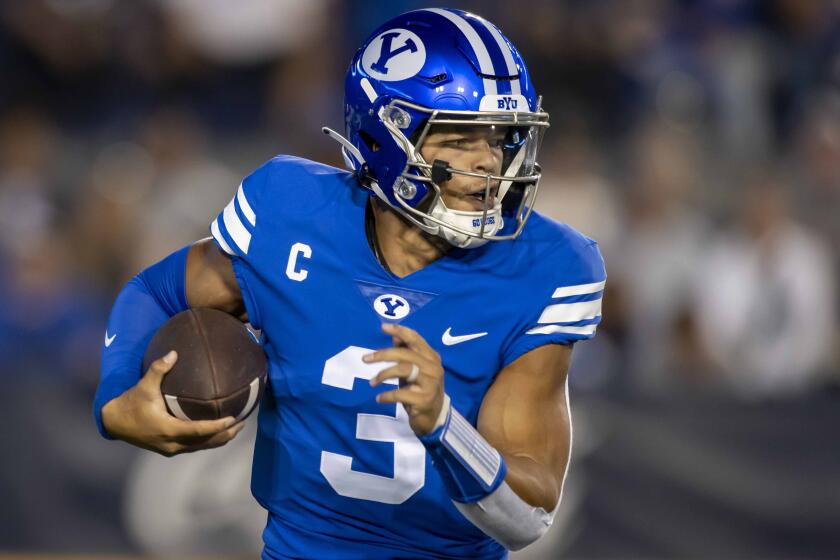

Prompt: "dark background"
[0,0,837,558]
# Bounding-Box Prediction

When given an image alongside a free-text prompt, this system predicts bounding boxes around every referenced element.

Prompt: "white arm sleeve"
[453,481,556,551]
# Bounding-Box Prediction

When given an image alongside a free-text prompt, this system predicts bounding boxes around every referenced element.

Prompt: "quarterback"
[94,9,606,559]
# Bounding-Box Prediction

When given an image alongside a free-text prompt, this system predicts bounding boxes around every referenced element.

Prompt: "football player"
[95,9,606,559]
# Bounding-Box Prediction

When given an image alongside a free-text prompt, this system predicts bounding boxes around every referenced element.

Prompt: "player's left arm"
[477,342,572,512]
[369,325,573,550]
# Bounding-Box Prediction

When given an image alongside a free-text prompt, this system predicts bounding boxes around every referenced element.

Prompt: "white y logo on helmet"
[362,29,426,82]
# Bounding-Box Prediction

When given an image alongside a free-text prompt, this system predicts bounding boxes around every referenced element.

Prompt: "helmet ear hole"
[359,130,380,152]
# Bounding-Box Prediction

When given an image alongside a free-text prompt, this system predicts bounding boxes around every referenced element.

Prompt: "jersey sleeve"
[210,163,266,260]
[207,160,274,330]
[501,239,606,369]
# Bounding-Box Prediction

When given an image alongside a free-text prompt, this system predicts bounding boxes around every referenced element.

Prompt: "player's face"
[419,125,505,212]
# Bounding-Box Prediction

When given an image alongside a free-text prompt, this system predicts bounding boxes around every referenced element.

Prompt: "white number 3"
[320,346,426,504]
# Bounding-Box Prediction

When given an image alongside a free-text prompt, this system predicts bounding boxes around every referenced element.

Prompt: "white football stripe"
[526,324,598,336]
[538,298,602,324]
[211,218,235,256]
[474,18,521,95]
[424,9,496,95]
[223,198,252,254]
[236,183,256,226]
[552,280,606,299]
[164,395,191,421]
[235,377,262,421]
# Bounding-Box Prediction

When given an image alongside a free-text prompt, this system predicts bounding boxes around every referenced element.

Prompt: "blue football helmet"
[323,8,549,248]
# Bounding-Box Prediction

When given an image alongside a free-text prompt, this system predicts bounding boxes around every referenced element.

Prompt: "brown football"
[142,308,267,421]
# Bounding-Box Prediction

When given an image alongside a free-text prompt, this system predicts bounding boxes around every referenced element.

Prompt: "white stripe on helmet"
[424,9,497,95]
[473,18,521,95]
[360,77,378,104]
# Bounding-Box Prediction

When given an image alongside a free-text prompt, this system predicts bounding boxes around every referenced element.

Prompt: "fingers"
[376,388,424,407]
[366,324,443,387]
[179,421,247,452]
[382,324,437,360]
[370,362,423,387]
[363,347,434,371]
[144,350,178,385]
[156,421,246,456]
[167,415,238,440]
[367,325,445,434]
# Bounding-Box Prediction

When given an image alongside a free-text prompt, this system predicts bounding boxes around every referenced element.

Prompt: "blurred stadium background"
[0,0,837,558]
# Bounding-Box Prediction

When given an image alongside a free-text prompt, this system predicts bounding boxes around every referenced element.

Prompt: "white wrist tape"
[454,481,555,551]
[431,393,450,432]
[418,395,506,503]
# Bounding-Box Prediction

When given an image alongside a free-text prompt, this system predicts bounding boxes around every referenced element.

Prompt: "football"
[142,308,268,422]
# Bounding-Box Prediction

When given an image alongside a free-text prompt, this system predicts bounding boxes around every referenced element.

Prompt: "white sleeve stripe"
[236,183,256,226]
[538,298,602,324]
[552,280,606,298]
[526,324,598,336]
[424,9,496,95]
[223,198,252,254]
[474,17,521,94]
[211,218,235,256]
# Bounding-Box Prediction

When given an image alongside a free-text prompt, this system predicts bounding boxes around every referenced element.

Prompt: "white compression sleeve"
[453,481,556,551]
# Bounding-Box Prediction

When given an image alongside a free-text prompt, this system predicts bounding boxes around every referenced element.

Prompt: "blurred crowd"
[0,0,837,554]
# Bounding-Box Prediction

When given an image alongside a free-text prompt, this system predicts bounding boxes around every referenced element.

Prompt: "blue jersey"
[209,156,606,559]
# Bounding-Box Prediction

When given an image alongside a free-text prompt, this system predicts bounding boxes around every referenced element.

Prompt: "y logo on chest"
[356,281,436,323]
[374,294,410,320]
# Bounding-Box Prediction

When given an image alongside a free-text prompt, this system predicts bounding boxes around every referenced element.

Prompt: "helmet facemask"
[379,98,548,249]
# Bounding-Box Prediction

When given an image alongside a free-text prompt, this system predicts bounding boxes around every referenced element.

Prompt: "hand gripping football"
[142,308,268,421]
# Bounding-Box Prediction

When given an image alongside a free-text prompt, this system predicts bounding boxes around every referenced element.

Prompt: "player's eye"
[442,138,467,148]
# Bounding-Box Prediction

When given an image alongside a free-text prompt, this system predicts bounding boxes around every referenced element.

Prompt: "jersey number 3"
[319,346,426,504]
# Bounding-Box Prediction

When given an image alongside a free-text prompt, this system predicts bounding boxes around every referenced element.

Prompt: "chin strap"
[426,197,503,249]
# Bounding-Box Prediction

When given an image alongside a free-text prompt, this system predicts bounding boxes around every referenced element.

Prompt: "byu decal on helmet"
[323,8,549,248]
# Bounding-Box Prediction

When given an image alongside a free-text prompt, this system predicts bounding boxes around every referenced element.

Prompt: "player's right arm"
[96,239,247,456]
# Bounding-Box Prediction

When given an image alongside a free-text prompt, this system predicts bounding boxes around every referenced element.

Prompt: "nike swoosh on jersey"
[105,331,117,347]
[442,328,488,346]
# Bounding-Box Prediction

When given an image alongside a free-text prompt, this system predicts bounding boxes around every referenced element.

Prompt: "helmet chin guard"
[333,8,550,248]
[426,198,503,249]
